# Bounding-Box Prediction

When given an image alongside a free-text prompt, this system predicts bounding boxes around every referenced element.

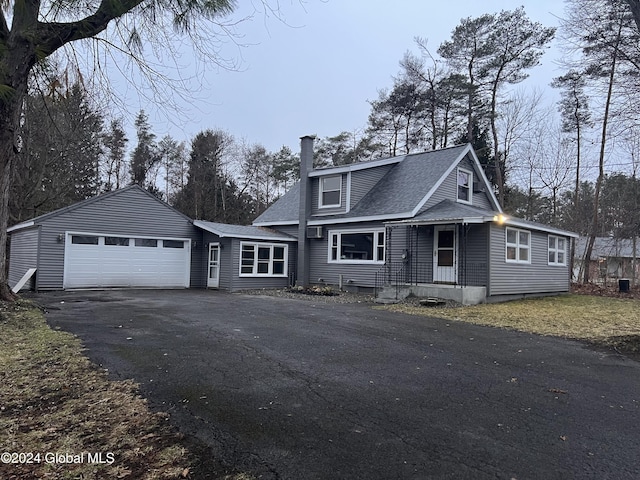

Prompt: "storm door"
[207,243,220,288]
[433,226,457,284]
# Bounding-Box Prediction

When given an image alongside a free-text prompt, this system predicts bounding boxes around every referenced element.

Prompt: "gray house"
[7,186,295,292]
[8,140,576,303]
[253,138,577,304]
[574,236,639,285]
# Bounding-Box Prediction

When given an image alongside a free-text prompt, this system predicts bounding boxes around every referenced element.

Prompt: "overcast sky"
[127,1,567,154]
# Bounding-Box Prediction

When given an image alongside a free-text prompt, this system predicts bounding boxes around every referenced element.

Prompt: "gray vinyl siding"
[350,165,395,206]
[272,224,299,238]
[488,224,570,296]
[308,221,387,289]
[422,156,494,211]
[460,223,488,286]
[8,227,39,290]
[228,238,295,291]
[311,174,347,216]
[32,188,202,290]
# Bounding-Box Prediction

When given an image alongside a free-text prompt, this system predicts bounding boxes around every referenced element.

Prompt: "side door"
[207,243,220,288]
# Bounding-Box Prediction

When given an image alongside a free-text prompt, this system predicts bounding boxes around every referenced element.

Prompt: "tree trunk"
[0,46,34,301]
[583,21,621,283]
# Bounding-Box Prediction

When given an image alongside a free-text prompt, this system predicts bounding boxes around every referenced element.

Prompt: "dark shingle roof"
[407,199,499,223]
[347,146,468,217]
[252,181,300,224]
[194,221,295,241]
[253,145,472,225]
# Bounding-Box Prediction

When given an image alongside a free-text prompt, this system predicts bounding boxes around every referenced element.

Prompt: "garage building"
[7,186,296,292]
[8,186,204,291]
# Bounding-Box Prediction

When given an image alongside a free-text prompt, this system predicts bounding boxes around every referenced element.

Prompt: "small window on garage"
[163,240,185,249]
[71,235,99,245]
[105,236,130,246]
[135,238,158,247]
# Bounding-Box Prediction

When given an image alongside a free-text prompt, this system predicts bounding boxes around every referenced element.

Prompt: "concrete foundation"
[377,284,487,305]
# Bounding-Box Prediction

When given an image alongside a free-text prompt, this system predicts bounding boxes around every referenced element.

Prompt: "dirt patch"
[0,300,251,480]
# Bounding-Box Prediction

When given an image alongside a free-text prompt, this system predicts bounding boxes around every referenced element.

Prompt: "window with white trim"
[328,230,385,263]
[505,228,530,263]
[319,175,342,208]
[240,242,288,277]
[548,236,567,266]
[457,167,472,204]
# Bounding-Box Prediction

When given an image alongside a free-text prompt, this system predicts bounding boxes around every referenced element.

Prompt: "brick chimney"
[297,135,315,287]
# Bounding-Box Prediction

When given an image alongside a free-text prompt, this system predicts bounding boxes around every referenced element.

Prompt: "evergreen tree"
[129,110,159,189]
[11,81,104,223]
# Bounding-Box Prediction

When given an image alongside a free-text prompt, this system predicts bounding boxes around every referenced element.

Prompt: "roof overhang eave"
[7,220,35,233]
[193,220,294,242]
[385,216,489,226]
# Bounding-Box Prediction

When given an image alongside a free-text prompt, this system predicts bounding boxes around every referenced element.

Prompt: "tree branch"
[35,0,145,56]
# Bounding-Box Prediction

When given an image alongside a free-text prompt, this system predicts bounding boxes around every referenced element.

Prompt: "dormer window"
[320,175,342,208]
[457,168,472,204]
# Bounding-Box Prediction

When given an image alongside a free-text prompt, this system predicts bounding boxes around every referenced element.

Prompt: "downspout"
[297,135,315,288]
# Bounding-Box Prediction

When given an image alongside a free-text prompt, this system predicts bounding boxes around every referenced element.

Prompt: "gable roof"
[8,185,190,233]
[253,144,501,226]
[194,220,295,242]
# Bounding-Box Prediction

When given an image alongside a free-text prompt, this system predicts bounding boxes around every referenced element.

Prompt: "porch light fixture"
[493,214,508,225]
[57,234,64,243]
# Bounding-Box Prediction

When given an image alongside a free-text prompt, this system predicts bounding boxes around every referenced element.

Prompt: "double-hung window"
[548,236,567,266]
[505,227,530,264]
[328,230,385,263]
[457,168,472,204]
[319,175,342,208]
[240,242,288,276]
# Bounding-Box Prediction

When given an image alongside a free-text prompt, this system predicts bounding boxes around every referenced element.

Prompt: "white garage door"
[64,233,191,289]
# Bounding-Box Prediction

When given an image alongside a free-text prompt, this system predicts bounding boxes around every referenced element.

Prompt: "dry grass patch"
[0,300,252,480]
[381,294,640,353]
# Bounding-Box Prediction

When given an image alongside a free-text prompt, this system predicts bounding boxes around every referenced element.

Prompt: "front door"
[433,226,457,284]
[207,243,220,288]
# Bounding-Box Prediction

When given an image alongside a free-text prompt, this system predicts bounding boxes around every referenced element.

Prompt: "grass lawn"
[0,300,251,480]
[380,294,640,353]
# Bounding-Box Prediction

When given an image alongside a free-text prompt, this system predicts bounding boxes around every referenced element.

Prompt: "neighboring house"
[574,236,639,285]
[7,139,577,304]
[253,137,577,304]
[7,186,295,292]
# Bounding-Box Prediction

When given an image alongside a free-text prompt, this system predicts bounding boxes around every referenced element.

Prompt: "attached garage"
[8,186,203,291]
[7,185,296,293]
[63,233,191,288]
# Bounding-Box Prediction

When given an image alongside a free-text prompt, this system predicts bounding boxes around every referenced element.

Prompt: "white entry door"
[433,226,457,284]
[207,243,220,288]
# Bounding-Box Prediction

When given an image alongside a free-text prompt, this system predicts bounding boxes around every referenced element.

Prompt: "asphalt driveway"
[34,290,640,479]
